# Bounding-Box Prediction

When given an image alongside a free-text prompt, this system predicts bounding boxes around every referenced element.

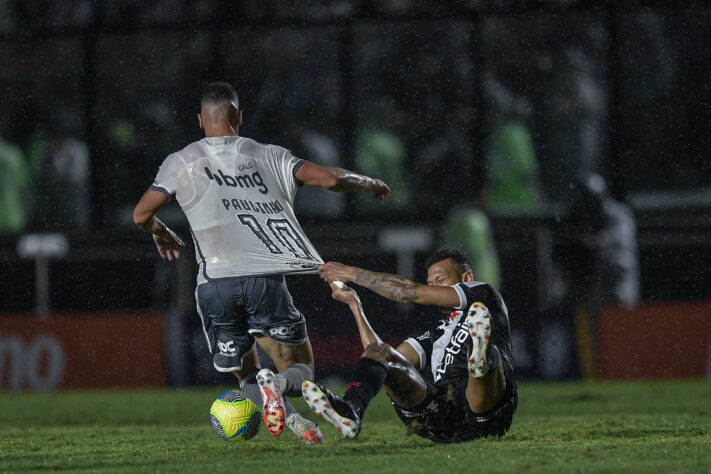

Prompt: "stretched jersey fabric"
[152,136,323,284]
[404,281,514,386]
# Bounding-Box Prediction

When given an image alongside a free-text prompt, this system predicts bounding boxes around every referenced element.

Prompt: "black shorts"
[392,378,518,443]
[195,275,307,372]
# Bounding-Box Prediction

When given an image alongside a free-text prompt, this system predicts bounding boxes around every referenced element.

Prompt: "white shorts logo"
[217,340,236,355]
[269,326,295,338]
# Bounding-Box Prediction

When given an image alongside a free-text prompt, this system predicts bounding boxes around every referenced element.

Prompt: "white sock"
[278,363,313,397]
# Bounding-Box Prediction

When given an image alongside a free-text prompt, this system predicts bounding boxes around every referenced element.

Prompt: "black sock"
[343,357,388,419]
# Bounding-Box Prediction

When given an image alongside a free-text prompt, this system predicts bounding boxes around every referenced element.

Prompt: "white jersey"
[152,136,323,284]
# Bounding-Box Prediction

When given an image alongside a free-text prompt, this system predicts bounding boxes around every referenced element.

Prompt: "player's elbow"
[132,210,144,226]
[133,208,150,228]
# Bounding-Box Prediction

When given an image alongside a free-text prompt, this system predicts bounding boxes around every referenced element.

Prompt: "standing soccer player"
[133,82,390,444]
[308,248,517,442]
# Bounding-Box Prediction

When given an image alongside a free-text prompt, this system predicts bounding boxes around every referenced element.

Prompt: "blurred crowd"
[0,2,705,320]
[0,0,593,32]
[1,0,621,231]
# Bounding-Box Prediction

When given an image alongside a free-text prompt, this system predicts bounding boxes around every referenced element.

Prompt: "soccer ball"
[209,389,261,441]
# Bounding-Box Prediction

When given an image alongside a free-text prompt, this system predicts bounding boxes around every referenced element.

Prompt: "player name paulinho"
[221,198,285,215]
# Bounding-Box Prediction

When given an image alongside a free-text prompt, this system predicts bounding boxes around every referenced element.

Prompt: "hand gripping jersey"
[151,136,323,284]
[404,281,514,387]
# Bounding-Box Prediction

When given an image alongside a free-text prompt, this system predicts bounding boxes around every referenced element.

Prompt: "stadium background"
[1,0,710,391]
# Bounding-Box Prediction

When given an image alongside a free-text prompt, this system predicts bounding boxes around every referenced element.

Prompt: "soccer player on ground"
[305,248,517,442]
[133,82,390,444]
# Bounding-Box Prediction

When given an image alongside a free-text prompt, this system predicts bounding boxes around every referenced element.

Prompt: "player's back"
[152,136,322,283]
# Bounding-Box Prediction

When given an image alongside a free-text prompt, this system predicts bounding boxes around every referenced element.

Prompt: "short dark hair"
[425,248,472,274]
[201,81,239,108]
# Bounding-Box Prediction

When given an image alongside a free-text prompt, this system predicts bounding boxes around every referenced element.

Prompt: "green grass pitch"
[1,380,710,473]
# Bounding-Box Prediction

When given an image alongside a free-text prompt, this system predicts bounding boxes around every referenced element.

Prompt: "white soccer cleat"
[301,380,361,439]
[465,302,492,378]
[285,413,325,445]
[256,368,285,436]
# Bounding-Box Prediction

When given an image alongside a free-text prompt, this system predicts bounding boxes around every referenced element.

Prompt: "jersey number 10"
[238,214,316,261]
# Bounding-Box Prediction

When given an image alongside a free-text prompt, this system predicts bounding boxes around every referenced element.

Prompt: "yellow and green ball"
[209,389,261,441]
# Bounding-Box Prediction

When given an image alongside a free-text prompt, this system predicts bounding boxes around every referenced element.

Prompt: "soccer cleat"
[301,428,325,444]
[301,380,361,439]
[256,368,285,436]
[285,413,325,445]
[465,302,493,378]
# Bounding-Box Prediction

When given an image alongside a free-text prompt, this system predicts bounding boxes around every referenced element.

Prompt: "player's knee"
[362,341,393,363]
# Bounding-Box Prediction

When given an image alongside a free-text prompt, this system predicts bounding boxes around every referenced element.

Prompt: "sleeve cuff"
[150,184,174,198]
[453,284,467,310]
[404,338,427,370]
[292,159,306,187]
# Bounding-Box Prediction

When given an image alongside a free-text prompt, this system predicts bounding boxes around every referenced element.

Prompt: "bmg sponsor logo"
[205,167,268,195]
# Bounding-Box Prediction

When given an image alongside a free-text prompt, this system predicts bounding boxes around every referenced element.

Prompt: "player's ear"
[227,105,242,128]
[198,114,204,129]
[462,271,473,282]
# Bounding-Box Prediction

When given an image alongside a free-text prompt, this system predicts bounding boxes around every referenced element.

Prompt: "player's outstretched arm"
[294,161,390,202]
[328,282,382,349]
[133,188,185,261]
[319,262,461,308]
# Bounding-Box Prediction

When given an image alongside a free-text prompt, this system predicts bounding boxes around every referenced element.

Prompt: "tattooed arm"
[319,262,461,307]
[350,268,420,303]
[294,162,390,202]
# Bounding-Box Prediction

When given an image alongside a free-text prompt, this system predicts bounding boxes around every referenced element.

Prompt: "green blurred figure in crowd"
[443,196,501,290]
[0,136,28,233]
[354,128,410,211]
[354,101,411,212]
[484,120,541,211]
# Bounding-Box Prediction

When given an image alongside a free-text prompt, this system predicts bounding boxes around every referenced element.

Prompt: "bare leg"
[359,342,428,409]
[254,334,314,373]
[230,346,261,381]
[463,302,508,413]
[465,346,507,413]
[253,334,315,397]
